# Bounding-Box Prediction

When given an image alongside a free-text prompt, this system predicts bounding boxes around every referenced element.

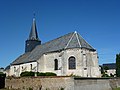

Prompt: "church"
[8,18,101,77]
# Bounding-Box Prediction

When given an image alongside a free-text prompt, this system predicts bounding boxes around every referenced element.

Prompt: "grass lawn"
[114,87,120,90]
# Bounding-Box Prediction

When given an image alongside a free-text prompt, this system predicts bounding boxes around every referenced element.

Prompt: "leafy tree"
[103,66,109,70]
[0,72,6,77]
[116,53,120,77]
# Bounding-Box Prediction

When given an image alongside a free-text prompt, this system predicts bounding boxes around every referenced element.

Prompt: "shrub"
[20,71,35,77]
[28,87,33,90]
[102,72,109,77]
[20,71,57,77]
[37,72,46,76]
[60,87,64,90]
[0,72,6,77]
[45,72,57,76]
[37,72,57,76]
[113,87,120,90]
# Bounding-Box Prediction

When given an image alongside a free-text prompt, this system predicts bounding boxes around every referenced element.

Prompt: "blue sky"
[0,0,120,68]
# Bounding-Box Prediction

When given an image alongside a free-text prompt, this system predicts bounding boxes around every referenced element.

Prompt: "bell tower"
[25,18,41,53]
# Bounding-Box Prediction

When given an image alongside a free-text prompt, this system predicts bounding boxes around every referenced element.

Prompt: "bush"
[37,72,46,76]
[37,72,57,76]
[20,71,57,77]
[102,72,109,77]
[20,71,35,77]
[113,87,120,90]
[0,72,6,77]
[44,72,57,76]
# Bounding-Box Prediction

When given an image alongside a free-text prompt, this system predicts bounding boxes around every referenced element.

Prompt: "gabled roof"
[11,31,95,65]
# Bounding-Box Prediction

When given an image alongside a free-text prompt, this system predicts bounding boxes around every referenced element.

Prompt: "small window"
[14,67,16,72]
[54,59,58,70]
[68,56,76,69]
[22,66,23,69]
[30,64,32,70]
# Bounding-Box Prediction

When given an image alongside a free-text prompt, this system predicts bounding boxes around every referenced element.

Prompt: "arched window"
[68,56,76,69]
[54,59,58,70]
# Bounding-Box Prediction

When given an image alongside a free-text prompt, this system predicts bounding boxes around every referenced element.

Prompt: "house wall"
[63,48,83,76]
[39,52,62,76]
[64,48,100,77]
[106,69,116,76]
[10,62,37,77]
[37,48,101,77]
[0,68,4,72]
[4,70,10,77]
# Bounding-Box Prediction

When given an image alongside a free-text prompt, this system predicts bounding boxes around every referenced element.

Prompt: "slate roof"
[103,63,116,69]
[4,65,10,70]
[11,31,95,65]
[29,18,39,40]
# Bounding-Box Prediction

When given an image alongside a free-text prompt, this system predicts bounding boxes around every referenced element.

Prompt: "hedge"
[0,72,6,77]
[20,71,35,77]
[20,71,57,77]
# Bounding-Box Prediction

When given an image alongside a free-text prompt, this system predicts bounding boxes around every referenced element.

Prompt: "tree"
[116,53,120,77]
[103,66,109,70]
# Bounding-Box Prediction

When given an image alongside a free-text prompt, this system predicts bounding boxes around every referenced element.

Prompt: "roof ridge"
[75,32,81,47]
[64,32,76,49]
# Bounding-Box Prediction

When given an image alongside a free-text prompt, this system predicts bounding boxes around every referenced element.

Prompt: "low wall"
[5,76,74,90]
[5,77,120,90]
[74,78,112,90]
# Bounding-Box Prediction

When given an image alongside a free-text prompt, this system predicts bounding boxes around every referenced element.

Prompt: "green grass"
[113,87,120,90]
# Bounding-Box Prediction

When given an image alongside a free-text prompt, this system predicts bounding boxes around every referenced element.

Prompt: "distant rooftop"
[103,63,116,69]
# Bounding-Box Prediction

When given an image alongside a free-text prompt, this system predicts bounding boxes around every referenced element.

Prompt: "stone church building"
[8,18,101,77]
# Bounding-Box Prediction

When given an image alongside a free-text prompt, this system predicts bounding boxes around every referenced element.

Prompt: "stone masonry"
[5,77,120,90]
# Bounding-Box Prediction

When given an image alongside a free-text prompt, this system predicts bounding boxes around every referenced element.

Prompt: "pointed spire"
[28,17,39,41]
[25,16,41,53]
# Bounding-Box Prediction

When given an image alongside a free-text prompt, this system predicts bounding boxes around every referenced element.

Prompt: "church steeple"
[29,18,39,40]
[25,17,41,53]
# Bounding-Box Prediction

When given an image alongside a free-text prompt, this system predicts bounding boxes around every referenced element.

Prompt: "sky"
[0,0,120,68]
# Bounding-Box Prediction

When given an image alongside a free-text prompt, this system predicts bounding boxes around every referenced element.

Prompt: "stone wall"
[5,76,74,90]
[5,77,120,90]
[74,78,112,90]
